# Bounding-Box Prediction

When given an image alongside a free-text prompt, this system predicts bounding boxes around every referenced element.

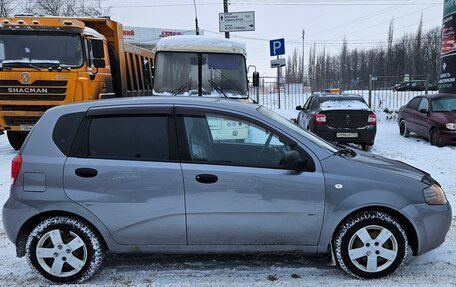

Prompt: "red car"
[398,94,456,147]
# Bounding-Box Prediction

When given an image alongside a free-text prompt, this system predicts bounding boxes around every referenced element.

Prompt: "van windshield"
[0,31,83,67]
[153,52,248,98]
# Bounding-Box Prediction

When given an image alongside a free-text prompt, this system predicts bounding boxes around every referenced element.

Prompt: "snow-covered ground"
[0,111,455,286]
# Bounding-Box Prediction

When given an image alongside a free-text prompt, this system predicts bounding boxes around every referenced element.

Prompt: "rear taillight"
[368,114,377,124]
[314,113,327,124]
[11,154,22,185]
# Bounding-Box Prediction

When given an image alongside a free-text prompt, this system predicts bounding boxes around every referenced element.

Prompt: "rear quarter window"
[52,112,85,155]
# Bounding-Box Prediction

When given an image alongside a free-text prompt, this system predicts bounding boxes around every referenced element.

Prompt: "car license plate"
[336,132,358,138]
[19,124,34,131]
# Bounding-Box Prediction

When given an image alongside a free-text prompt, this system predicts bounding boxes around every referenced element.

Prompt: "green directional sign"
[444,0,456,17]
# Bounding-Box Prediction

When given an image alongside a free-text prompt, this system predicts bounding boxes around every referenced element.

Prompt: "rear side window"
[87,115,170,161]
[53,112,85,155]
[408,97,421,111]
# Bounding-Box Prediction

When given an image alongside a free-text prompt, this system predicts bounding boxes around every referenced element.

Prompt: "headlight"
[423,184,448,205]
[446,123,456,130]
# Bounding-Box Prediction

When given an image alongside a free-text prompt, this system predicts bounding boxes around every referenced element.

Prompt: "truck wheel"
[26,216,105,284]
[7,131,28,150]
[334,211,408,279]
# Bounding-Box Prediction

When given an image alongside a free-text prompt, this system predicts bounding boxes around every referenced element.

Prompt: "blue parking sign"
[270,38,285,56]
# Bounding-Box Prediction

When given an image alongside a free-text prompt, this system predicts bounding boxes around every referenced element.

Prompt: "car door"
[415,97,431,136]
[403,97,422,133]
[63,106,187,245]
[298,96,312,127]
[176,107,325,246]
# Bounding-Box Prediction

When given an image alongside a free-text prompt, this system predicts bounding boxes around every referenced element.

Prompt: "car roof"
[421,93,456,99]
[314,93,364,101]
[48,96,259,114]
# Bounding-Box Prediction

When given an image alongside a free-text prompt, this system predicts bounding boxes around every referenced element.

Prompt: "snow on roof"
[83,27,104,39]
[155,35,247,56]
[320,99,370,111]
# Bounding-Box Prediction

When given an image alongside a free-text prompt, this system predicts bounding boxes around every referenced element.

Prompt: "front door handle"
[195,174,218,184]
[75,168,98,178]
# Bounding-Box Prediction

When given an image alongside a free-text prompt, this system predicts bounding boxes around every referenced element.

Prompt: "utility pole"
[223,0,230,39]
[193,0,199,35]
[302,29,305,84]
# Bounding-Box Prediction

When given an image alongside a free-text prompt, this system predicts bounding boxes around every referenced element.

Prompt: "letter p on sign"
[270,38,285,56]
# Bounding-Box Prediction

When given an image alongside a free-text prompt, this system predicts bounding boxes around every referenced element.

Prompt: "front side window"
[153,52,248,98]
[87,115,170,161]
[418,98,429,112]
[182,113,297,168]
[0,31,83,67]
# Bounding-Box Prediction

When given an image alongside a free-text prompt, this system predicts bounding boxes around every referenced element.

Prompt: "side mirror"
[419,108,428,113]
[93,58,106,68]
[281,150,307,171]
[92,39,105,59]
[252,71,260,87]
[296,105,303,111]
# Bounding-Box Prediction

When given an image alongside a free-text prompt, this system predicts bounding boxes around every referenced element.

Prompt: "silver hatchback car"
[2,97,452,283]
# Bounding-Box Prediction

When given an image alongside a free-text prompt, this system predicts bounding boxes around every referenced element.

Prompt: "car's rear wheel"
[334,211,408,279]
[7,131,28,150]
[430,129,443,147]
[361,143,373,151]
[26,216,105,283]
[399,120,410,137]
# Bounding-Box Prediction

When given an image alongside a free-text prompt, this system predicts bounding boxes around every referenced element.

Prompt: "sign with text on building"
[270,58,286,68]
[270,38,285,56]
[219,11,255,32]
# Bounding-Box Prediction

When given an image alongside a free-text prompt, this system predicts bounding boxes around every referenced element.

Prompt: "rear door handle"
[195,174,218,184]
[75,168,98,178]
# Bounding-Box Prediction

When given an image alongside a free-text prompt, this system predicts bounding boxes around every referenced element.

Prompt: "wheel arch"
[332,206,419,256]
[15,210,110,257]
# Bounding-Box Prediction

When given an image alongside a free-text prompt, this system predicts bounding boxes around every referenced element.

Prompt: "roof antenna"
[193,0,200,35]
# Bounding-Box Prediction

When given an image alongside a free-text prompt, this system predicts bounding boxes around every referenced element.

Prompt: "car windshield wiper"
[333,144,356,157]
[172,81,191,96]
[208,79,228,98]
[1,61,42,70]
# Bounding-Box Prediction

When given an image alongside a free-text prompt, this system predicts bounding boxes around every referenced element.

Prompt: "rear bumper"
[400,202,452,255]
[313,125,377,144]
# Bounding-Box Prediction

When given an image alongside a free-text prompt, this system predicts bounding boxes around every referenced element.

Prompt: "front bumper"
[400,202,452,255]
[439,130,456,145]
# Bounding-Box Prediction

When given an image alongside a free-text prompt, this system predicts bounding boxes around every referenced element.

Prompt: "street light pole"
[302,29,305,84]
[224,0,230,39]
[193,0,199,35]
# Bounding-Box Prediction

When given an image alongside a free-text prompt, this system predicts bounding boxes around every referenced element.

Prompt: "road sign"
[219,11,255,32]
[270,58,286,68]
[270,38,285,56]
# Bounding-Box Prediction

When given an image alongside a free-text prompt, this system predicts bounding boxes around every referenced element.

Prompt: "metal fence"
[249,75,439,111]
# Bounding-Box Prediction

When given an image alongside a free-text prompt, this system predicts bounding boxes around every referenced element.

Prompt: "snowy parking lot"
[0,111,455,286]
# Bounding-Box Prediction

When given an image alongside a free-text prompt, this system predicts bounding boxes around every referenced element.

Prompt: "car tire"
[334,211,408,279]
[7,131,28,151]
[399,120,410,137]
[25,216,105,284]
[361,143,373,151]
[430,129,443,147]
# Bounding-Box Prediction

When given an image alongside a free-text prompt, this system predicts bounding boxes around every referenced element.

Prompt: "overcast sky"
[107,0,444,76]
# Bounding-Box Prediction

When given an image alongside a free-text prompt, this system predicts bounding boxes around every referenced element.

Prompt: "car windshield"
[0,32,83,67]
[432,97,456,112]
[258,106,339,153]
[153,52,248,98]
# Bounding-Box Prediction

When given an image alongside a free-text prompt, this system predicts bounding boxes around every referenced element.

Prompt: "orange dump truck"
[0,17,154,149]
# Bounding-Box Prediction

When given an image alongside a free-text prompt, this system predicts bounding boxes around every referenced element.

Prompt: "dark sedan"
[296,93,377,151]
[398,94,456,147]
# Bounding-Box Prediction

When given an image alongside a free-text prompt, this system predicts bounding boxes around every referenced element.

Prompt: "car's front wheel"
[26,216,105,283]
[334,211,408,279]
[430,128,443,147]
